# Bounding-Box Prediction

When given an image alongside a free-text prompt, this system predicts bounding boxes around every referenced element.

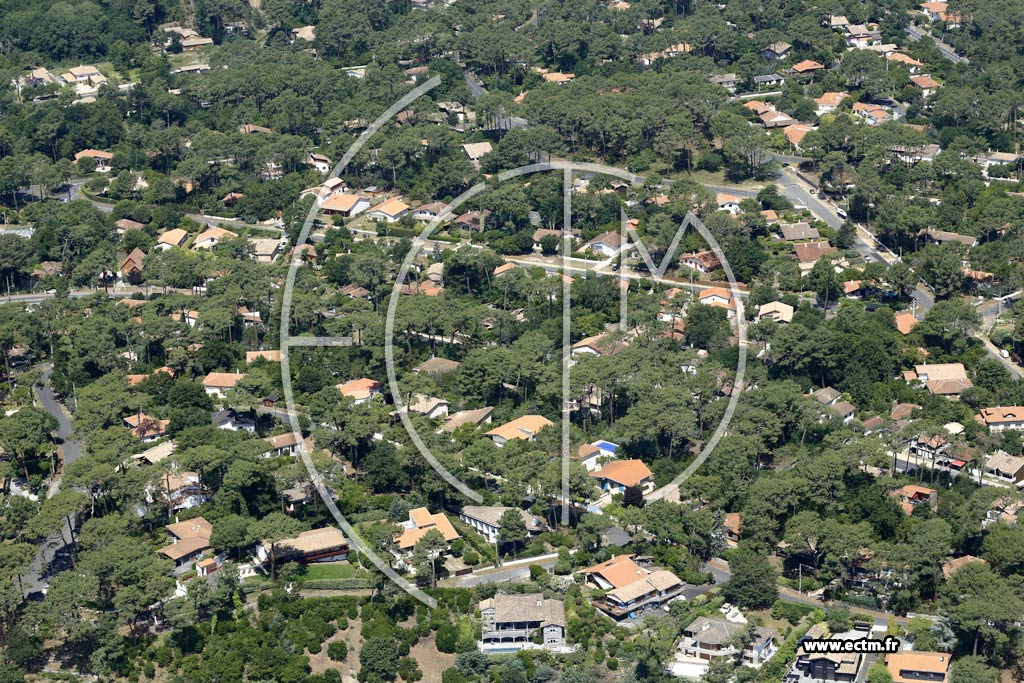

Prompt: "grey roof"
[754,73,784,83]
[684,616,746,645]
[414,356,462,374]
[603,526,633,547]
[986,451,1024,476]
[460,505,544,530]
[813,387,841,405]
[211,409,237,426]
[479,593,566,627]
[441,406,494,433]
[282,486,309,502]
[780,222,821,241]
[832,400,856,417]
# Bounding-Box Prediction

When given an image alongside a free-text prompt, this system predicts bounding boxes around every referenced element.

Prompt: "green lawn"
[303,563,359,580]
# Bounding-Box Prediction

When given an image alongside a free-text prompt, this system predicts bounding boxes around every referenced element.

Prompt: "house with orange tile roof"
[698,287,737,318]
[192,226,238,250]
[884,651,950,683]
[485,414,554,446]
[894,312,918,336]
[581,554,685,620]
[743,100,774,115]
[910,74,942,97]
[792,60,825,74]
[126,366,176,387]
[202,372,245,398]
[365,197,411,223]
[977,406,1024,432]
[919,1,961,26]
[903,363,973,398]
[590,459,653,493]
[118,248,146,278]
[582,554,650,590]
[170,309,200,327]
[321,193,371,217]
[680,250,721,274]
[494,262,518,277]
[724,512,741,546]
[394,507,460,551]
[793,241,838,271]
[887,52,923,72]
[156,228,189,251]
[124,413,170,442]
[814,91,848,115]
[716,193,744,214]
[783,124,815,150]
[941,555,988,580]
[157,516,213,568]
[336,377,383,404]
[74,148,113,170]
[891,484,937,515]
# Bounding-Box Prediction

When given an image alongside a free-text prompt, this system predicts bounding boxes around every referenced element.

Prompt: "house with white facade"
[458,506,547,544]
[479,594,566,652]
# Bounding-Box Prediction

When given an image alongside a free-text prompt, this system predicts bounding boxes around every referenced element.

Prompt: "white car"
[1001,349,1011,359]
[836,208,848,219]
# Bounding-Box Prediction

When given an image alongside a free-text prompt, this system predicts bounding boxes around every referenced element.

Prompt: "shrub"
[826,606,853,634]
[607,658,618,671]
[442,668,469,683]
[327,640,348,662]
[398,657,422,682]
[462,550,479,566]
[436,624,459,653]
[771,600,814,625]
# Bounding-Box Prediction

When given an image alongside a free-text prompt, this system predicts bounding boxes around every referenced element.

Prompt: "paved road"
[504,254,750,298]
[20,365,83,595]
[905,24,968,64]
[776,169,844,230]
[766,152,812,166]
[447,560,550,587]
[3,284,196,307]
[64,181,284,236]
[464,71,486,99]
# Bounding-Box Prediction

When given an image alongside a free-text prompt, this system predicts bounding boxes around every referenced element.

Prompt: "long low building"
[458,505,547,544]
[978,406,1024,432]
[257,527,349,565]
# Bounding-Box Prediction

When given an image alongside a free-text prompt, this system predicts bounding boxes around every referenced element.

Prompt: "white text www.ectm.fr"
[801,637,902,654]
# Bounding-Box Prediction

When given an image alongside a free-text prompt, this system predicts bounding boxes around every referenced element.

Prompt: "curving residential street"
[19,365,81,596]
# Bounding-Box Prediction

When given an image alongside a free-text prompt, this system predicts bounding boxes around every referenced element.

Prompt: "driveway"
[19,365,82,595]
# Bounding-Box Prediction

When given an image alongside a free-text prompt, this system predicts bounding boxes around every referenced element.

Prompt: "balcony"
[482,627,532,641]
